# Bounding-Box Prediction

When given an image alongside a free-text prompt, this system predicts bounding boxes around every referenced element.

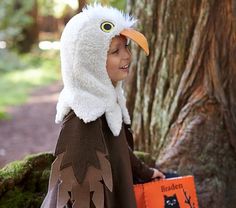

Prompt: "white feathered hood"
[55,4,149,136]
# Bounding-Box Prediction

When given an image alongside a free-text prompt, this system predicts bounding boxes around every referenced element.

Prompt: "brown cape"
[41,110,154,208]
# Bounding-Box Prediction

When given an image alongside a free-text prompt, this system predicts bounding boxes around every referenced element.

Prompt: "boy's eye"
[111,49,119,54]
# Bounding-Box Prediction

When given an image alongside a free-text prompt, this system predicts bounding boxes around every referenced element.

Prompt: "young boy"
[41,4,164,208]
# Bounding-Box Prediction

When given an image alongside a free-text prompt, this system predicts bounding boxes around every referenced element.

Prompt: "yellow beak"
[120,28,149,56]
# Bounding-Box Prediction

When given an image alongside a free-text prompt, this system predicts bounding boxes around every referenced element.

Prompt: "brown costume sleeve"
[41,111,113,208]
[128,147,154,180]
[124,124,154,180]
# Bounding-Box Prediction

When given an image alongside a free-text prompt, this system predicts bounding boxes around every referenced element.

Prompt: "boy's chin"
[112,75,129,84]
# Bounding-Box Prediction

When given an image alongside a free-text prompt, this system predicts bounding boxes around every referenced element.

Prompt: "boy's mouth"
[119,64,129,70]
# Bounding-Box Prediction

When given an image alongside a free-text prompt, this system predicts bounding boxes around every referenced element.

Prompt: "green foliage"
[0,111,10,120]
[110,0,126,10]
[89,0,126,10]
[0,49,60,119]
[0,50,26,73]
[0,0,35,46]
[37,0,55,16]
[38,0,77,18]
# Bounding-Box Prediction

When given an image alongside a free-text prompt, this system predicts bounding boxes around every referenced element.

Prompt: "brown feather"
[57,166,77,208]
[96,151,113,192]
[71,181,90,208]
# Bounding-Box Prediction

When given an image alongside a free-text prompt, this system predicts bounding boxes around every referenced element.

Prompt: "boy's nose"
[123,48,132,60]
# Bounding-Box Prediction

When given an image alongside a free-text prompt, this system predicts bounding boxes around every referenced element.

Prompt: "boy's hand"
[151,168,165,180]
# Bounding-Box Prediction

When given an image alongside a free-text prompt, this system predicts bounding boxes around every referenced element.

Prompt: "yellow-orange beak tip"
[120,28,149,56]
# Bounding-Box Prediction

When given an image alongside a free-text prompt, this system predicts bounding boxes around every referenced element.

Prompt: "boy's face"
[106,35,132,86]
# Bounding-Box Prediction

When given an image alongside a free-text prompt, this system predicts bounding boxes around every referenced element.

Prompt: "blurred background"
[0,0,126,168]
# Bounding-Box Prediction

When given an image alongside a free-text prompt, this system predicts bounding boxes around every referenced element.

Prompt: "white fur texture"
[55,4,136,136]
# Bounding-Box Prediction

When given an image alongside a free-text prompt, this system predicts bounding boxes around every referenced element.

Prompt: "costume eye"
[100,21,114,33]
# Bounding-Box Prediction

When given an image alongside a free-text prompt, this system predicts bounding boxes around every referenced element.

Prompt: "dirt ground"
[0,82,63,168]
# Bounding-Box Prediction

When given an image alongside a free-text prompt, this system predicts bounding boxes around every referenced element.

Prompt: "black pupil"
[104,23,112,30]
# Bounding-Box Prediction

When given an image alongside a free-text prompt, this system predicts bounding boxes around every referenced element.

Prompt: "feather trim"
[42,151,112,208]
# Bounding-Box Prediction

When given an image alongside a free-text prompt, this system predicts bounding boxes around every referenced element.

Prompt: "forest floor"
[0,82,62,168]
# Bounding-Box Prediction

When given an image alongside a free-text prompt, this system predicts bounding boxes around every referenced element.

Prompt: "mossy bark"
[126,0,236,207]
[0,153,54,208]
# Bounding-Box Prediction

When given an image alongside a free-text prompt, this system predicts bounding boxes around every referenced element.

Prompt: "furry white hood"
[55,4,138,136]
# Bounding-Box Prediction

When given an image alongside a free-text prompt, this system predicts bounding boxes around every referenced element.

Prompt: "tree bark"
[16,0,39,53]
[126,0,236,207]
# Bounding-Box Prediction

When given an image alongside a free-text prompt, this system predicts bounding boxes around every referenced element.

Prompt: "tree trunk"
[16,0,39,53]
[126,0,236,207]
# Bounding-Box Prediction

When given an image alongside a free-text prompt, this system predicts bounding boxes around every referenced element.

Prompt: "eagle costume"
[41,4,153,208]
